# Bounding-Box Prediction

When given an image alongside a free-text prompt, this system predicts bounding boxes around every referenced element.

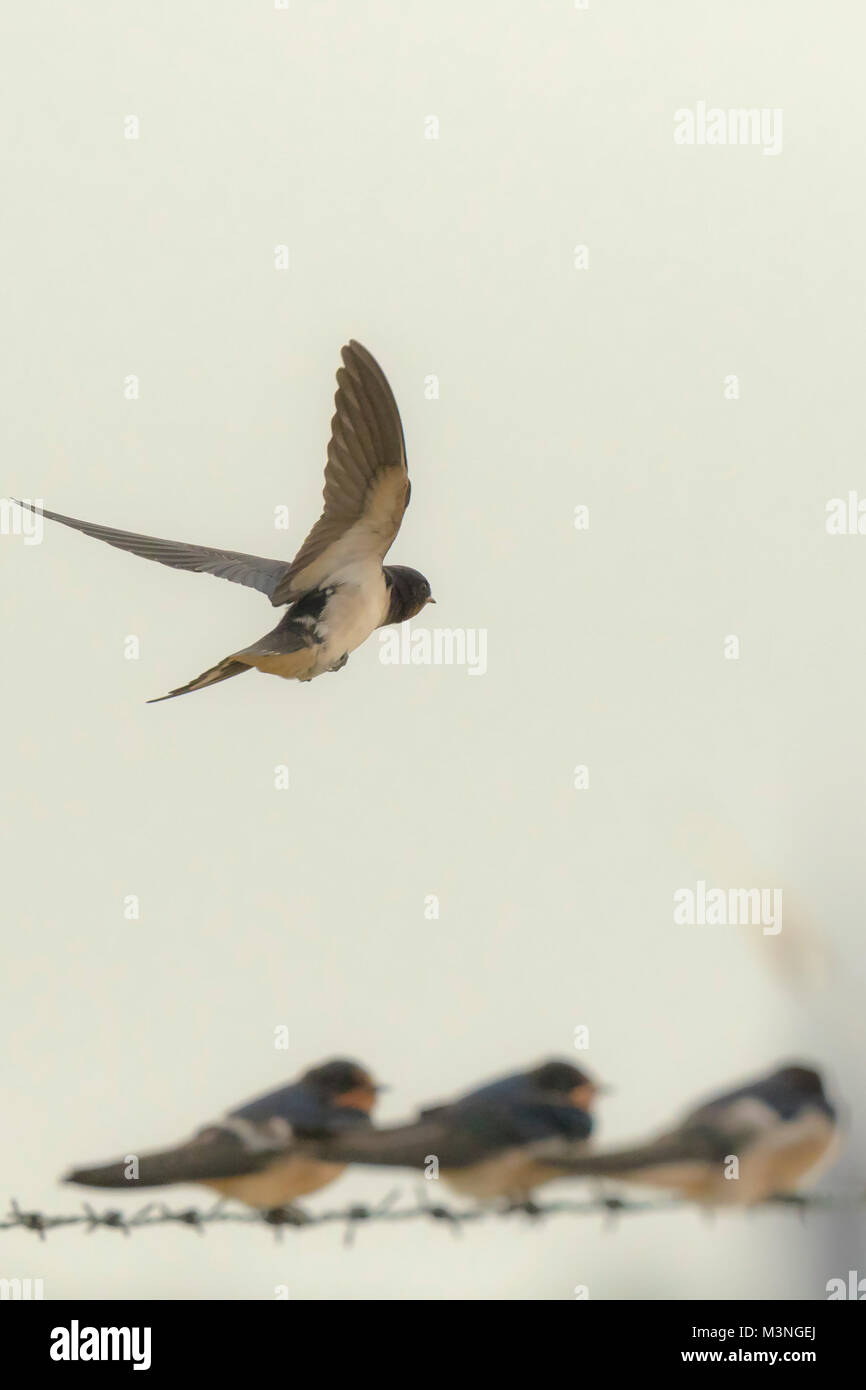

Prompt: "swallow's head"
[527,1059,605,1113]
[383,565,435,623]
[770,1063,829,1103]
[303,1058,382,1115]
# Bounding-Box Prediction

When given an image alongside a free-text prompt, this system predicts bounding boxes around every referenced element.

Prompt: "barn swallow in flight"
[15,341,433,701]
[538,1063,839,1205]
[64,1059,381,1212]
[300,1060,603,1204]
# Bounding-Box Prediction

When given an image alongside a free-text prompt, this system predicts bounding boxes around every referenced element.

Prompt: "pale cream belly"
[203,1156,346,1208]
[713,1118,836,1205]
[607,1116,836,1207]
[232,571,388,683]
[310,578,387,674]
[443,1151,561,1202]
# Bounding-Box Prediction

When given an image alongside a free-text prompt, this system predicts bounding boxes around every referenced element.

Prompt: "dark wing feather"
[537,1124,744,1177]
[16,501,289,600]
[271,341,409,604]
[64,1125,286,1190]
[302,1116,506,1172]
[301,1106,522,1173]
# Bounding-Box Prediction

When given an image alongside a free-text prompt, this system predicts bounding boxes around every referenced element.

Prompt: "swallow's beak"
[425,597,436,605]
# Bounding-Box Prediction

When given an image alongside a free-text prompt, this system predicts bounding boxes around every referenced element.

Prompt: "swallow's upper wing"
[16,501,289,600]
[64,1122,290,1190]
[270,341,409,605]
[681,1092,782,1142]
[229,1081,371,1136]
[687,1072,825,1125]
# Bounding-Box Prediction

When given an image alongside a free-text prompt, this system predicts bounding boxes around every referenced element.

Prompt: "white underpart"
[307,560,388,676]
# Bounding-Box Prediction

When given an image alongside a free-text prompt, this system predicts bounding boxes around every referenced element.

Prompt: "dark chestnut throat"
[382,565,429,625]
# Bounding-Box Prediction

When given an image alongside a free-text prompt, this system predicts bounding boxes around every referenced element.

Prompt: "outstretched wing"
[15,501,289,600]
[15,341,409,607]
[270,341,410,605]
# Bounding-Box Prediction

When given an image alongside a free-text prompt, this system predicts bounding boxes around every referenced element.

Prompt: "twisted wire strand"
[1,1190,861,1243]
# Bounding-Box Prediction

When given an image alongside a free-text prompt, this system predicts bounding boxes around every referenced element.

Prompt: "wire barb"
[1,1190,862,1238]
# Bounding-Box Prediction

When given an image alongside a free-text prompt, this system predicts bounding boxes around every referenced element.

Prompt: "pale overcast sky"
[1,0,865,1299]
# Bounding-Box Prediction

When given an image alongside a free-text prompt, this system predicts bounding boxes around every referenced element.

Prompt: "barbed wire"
[1,1190,862,1243]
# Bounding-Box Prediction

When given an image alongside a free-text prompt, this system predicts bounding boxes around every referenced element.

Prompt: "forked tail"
[147,659,251,703]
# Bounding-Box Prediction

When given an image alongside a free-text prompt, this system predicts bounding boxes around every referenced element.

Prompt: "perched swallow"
[64,1059,381,1211]
[301,1060,603,1204]
[16,341,433,701]
[540,1063,839,1205]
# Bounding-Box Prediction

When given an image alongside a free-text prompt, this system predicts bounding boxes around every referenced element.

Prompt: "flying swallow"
[16,341,433,701]
[300,1060,603,1204]
[64,1059,381,1211]
[538,1063,839,1205]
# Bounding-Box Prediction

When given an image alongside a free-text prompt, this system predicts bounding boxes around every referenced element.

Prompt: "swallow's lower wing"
[302,1118,490,1172]
[271,341,410,605]
[16,501,289,600]
[64,1125,286,1189]
[537,1123,742,1177]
